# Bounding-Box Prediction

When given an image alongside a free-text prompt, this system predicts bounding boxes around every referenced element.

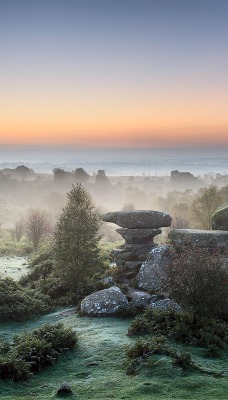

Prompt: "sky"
[0,0,228,148]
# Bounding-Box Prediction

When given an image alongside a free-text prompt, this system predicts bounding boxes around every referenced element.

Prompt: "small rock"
[56,382,72,396]
[130,290,152,308]
[151,298,181,311]
[102,276,116,287]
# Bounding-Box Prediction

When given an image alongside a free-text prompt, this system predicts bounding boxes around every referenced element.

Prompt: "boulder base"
[80,287,128,316]
[137,245,170,290]
[116,228,162,244]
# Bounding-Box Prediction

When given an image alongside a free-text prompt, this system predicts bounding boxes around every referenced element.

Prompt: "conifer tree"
[53,184,102,295]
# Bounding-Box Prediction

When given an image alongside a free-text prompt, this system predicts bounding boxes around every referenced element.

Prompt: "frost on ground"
[0,257,28,280]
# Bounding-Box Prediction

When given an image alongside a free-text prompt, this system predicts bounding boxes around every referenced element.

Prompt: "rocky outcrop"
[80,208,228,318]
[137,245,170,290]
[80,286,128,316]
[212,203,228,231]
[102,210,172,285]
[103,210,172,229]
[169,229,228,251]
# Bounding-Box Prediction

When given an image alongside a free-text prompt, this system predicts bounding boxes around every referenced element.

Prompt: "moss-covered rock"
[80,286,129,315]
[212,203,228,231]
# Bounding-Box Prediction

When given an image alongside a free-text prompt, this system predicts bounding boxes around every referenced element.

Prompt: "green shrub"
[128,308,178,336]
[204,345,221,358]
[0,323,77,381]
[20,234,108,306]
[28,248,53,268]
[172,352,194,370]
[19,259,54,286]
[128,308,228,349]
[0,277,51,321]
[125,335,174,360]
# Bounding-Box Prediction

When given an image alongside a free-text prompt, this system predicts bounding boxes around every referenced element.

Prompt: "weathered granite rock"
[113,244,155,263]
[80,286,128,315]
[137,245,170,290]
[130,290,152,308]
[116,228,162,244]
[102,210,172,229]
[212,203,228,231]
[151,298,181,311]
[169,229,228,250]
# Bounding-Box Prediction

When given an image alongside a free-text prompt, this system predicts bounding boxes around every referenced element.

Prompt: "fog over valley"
[0,145,228,175]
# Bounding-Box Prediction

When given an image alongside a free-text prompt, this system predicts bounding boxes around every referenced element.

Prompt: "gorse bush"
[163,246,228,319]
[125,334,222,377]
[0,323,77,381]
[125,336,202,376]
[128,308,178,336]
[125,335,174,360]
[19,259,54,287]
[128,308,228,349]
[0,277,51,321]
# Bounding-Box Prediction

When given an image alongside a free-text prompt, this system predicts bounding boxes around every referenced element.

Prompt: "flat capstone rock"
[102,210,172,229]
[169,229,228,250]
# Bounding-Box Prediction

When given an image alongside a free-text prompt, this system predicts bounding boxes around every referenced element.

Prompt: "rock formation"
[102,210,172,283]
[80,206,228,316]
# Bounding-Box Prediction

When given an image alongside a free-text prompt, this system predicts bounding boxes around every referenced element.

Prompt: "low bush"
[125,335,174,360]
[0,323,77,381]
[172,352,194,370]
[128,308,228,349]
[125,335,221,376]
[0,277,51,321]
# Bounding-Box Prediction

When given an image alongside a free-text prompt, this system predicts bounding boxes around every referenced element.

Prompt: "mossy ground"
[0,309,228,399]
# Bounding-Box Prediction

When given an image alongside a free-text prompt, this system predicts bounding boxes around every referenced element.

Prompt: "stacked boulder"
[102,210,172,282]
[80,210,172,316]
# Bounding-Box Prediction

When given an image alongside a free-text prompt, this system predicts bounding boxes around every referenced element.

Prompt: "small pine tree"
[53,184,102,297]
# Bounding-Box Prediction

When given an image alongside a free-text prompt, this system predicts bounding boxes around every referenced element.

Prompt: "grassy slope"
[0,309,227,400]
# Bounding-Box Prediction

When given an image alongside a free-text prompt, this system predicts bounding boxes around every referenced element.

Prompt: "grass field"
[0,308,227,400]
[0,256,28,280]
